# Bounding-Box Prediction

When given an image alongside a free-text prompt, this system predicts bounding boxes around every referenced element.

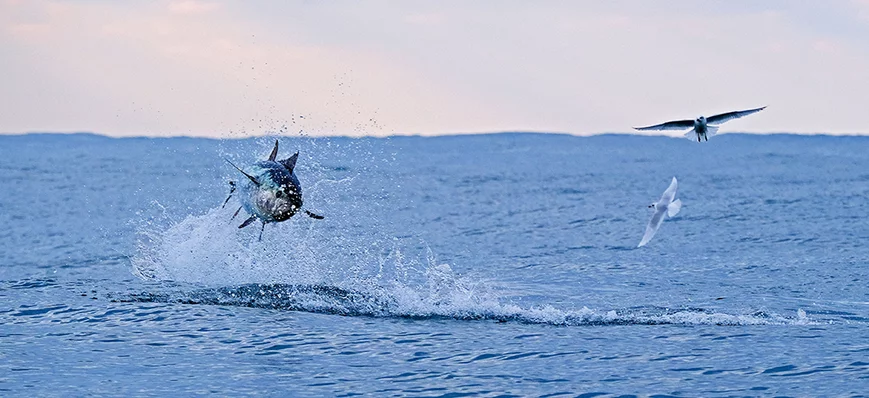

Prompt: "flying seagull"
[638,177,681,248]
[634,106,766,142]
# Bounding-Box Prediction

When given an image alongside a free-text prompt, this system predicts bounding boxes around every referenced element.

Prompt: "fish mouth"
[270,201,302,221]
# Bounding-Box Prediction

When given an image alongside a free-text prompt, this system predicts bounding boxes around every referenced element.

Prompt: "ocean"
[1,132,867,396]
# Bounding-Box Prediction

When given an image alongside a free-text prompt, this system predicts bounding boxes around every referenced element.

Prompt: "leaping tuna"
[634,106,766,142]
[223,140,323,240]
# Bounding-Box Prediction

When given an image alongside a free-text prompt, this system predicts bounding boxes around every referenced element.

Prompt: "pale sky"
[2,0,869,137]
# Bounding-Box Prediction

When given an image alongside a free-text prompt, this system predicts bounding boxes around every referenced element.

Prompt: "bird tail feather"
[707,125,720,137]
[668,199,682,217]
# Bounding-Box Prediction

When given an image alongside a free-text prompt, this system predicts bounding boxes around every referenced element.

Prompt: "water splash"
[117,282,810,326]
[133,205,333,285]
[129,206,810,326]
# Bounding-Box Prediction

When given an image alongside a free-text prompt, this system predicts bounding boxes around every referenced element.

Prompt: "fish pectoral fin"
[231,206,243,220]
[304,210,324,220]
[238,215,258,229]
[221,181,237,208]
[225,158,260,186]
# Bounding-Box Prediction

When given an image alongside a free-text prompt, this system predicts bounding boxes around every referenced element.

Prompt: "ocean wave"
[113,282,811,327]
[130,205,812,327]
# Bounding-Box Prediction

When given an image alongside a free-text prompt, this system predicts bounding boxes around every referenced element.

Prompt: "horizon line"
[1,130,868,140]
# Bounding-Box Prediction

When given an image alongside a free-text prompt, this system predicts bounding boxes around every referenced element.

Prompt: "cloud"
[403,12,445,26]
[168,0,219,15]
[1,1,869,136]
[5,22,50,37]
[0,0,486,137]
[812,39,846,54]
[854,0,869,20]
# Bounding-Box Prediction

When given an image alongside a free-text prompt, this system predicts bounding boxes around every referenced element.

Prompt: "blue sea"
[1,132,868,396]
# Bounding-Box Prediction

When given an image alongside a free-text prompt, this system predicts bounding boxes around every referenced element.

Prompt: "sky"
[2,0,869,138]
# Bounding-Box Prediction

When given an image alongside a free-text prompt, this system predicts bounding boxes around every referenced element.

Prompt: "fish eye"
[275,191,283,198]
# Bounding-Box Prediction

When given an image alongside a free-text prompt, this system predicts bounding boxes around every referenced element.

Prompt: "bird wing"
[706,106,766,125]
[634,119,694,131]
[659,177,678,203]
[638,207,667,247]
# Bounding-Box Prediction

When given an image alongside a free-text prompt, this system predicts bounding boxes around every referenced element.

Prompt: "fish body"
[239,159,303,223]
[224,140,322,240]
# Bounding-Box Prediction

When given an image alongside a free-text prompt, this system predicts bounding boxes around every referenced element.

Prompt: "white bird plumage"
[634,106,766,142]
[638,177,681,248]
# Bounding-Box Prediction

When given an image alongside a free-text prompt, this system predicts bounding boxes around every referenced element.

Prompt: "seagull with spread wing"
[634,106,766,142]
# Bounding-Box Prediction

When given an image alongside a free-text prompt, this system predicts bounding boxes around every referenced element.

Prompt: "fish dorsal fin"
[268,140,279,161]
[280,152,299,172]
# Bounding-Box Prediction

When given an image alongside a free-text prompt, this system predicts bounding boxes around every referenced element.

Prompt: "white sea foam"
[132,205,811,327]
[133,205,345,286]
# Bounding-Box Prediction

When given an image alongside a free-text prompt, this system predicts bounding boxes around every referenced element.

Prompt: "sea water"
[1,133,867,396]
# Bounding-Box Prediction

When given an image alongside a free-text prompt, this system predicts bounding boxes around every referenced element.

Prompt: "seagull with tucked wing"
[638,177,681,248]
[634,106,766,142]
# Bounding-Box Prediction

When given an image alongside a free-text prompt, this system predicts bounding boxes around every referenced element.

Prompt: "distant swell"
[114,283,811,326]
